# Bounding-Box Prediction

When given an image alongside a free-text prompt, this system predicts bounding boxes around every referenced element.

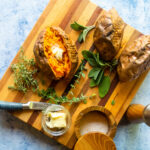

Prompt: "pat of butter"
[46,112,67,128]
[51,45,63,61]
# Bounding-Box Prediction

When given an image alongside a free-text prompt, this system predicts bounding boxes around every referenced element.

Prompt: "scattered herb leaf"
[70,84,75,89]
[78,31,84,43]
[111,100,115,105]
[95,70,104,85]
[70,21,86,31]
[90,79,97,88]
[71,21,95,43]
[87,58,98,67]
[81,72,85,78]
[82,50,94,61]
[99,76,111,98]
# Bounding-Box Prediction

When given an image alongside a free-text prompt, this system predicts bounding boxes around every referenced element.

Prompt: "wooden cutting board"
[0,0,148,149]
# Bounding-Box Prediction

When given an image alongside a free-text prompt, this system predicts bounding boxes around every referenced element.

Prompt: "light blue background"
[0,0,150,149]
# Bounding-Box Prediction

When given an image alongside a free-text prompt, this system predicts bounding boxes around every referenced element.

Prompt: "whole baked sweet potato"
[117,35,150,82]
[33,26,78,80]
[93,9,125,61]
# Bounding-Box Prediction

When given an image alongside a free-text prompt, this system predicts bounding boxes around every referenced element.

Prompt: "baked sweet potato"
[93,9,125,61]
[33,26,78,80]
[117,35,150,82]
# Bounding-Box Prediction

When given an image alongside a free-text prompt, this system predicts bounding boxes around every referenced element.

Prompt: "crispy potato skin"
[33,26,78,80]
[117,35,150,82]
[93,9,125,61]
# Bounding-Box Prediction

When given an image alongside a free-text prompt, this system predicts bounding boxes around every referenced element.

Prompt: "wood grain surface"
[0,0,148,149]
[126,104,145,123]
[74,132,116,150]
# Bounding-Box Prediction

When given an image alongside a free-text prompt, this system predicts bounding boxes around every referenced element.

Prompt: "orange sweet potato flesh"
[33,26,78,80]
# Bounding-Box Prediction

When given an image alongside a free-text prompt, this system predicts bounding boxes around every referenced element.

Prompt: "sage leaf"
[90,79,97,88]
[70,21,86,31]
[82,29,89,42]
[96,70,104,85]
[82,50,94,60]
[71,21,95,43]
[87,58,98,67]
[78,31,84,43]
[93,69,101,80]
[88,68,101,79]
[99,76,111,98]
[82,25,95,42]
[89,70,104,87]
[93,53,105,67]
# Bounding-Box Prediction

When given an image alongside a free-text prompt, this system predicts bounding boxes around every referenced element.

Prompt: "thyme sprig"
[37,88,95,104]
[8,49,38,93]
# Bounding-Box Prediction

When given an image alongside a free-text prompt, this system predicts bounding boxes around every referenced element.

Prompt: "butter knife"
[0,101,53,111]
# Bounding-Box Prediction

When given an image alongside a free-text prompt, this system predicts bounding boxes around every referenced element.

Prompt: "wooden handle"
[74,132,116,150]
[126,104,145,123]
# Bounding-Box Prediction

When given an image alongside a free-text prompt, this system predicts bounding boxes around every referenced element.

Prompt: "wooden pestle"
[126,104,150,126]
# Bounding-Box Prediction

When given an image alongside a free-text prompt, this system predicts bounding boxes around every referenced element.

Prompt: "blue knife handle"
[0,101,23,110]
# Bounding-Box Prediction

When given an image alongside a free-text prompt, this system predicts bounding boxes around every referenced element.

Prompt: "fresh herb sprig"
[82,50,118,98]
[37,88,95,104]
[71,21,95,43]
[68,60,87,97]
[8,49,38,93]
[74,60,86,84]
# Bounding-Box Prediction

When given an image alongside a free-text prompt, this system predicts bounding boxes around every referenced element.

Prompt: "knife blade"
[0,101,54,111]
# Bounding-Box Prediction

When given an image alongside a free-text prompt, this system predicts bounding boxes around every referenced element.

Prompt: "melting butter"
[46,112,66,129]
[51,45,63,61]
[80,111,109,135]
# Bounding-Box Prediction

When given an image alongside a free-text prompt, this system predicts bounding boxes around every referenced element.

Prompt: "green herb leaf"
[82,29,88,42]
[89,93,96,99]
[88,68,101,80]
[78,31,84,43]
[95,70,104,85]
[70,84,75,89]
[75,80,79,84]
[99,76,111,98]
[111,100,115,105]
[82,25,95,42]
[87,58,98,67]
[82,50,94,61]
[71,21,95,43]
[93,69,101,80]
[70,21,86,31]
[90,79,97,88]
[81,72,85,78]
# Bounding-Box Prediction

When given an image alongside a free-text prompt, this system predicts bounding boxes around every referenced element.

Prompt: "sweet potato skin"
[93,9,125,61]
[117,35,150,82]
[33,26,78,80]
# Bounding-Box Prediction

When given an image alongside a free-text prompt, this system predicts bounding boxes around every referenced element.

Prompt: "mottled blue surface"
[0,0,150,150]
